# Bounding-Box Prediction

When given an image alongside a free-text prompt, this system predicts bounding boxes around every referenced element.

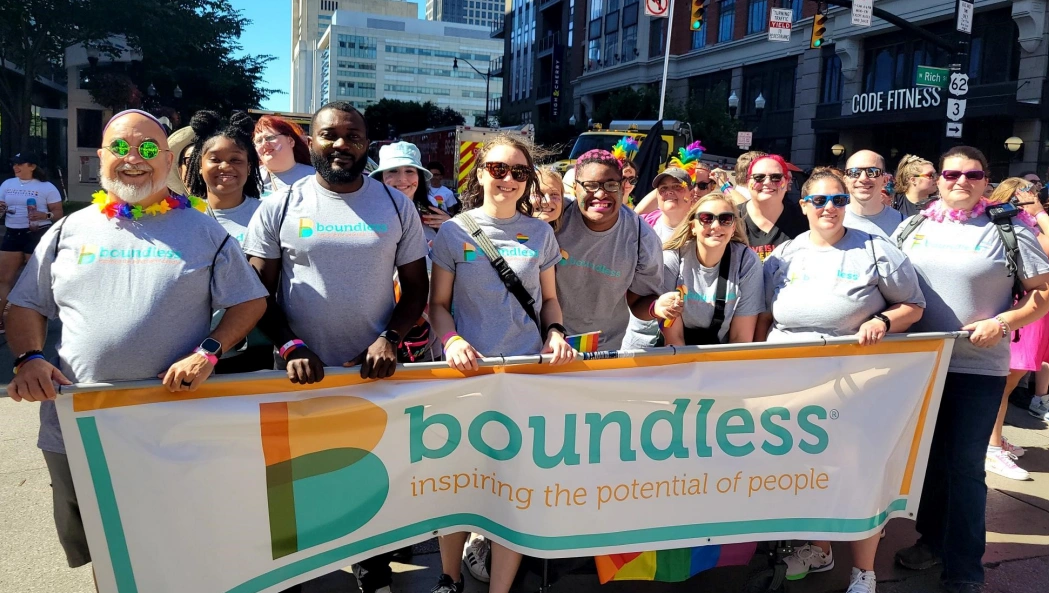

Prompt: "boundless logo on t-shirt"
[557,251,622,278]
[76,244,183,265]
[462,242,537,261]
[786,268,860,284]
[297,218,388,238]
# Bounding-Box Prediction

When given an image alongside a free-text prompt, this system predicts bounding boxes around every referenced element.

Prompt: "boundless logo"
[558,252,622,278]
[462,241,537,262]
[298,218,389,238]
[76,244,182,265]
[260,396,389,559]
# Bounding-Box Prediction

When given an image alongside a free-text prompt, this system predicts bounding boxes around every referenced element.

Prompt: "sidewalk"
[1,331,1048,592]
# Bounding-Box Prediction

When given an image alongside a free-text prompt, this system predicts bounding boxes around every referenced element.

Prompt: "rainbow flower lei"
[92,190,207,220]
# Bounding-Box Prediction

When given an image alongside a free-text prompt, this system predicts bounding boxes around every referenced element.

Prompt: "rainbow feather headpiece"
[669,141,707,182]
[611,136,639,163]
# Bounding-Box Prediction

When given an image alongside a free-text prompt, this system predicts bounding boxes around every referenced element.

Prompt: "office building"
[427,0,504,28]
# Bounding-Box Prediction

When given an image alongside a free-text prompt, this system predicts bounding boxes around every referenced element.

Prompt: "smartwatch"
[198,337,223,357]
[379,329,401,345]
[46,212,54,220]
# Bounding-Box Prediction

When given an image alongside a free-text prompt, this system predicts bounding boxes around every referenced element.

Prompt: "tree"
[591,87,661,125]
[364,99,465,139]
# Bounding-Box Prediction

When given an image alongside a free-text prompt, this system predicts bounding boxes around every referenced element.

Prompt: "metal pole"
[485,68,491,127]
[657,0,676,121]
[16,332,967,396]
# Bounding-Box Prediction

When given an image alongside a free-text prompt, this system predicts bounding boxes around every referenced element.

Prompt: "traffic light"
[810,10,827,49]
[690,0,705,31]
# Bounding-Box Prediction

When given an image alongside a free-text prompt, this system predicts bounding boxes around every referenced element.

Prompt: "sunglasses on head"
[844,167,883,179]
[483,161,531,182]
[695,211,735,226]
[751,173,784,184]
[802,194,850,208]
[106,138,166,160]
[940,169,986,181]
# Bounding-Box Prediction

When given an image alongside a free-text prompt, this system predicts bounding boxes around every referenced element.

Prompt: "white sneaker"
[1001,436,1025,458]
[986,449,1030,481]
[846,568,876,593]
[462,534,490,583]
[1029,395,1049,420]
[784,543,834,580]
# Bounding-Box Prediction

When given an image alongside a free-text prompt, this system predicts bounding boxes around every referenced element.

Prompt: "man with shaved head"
[5,109,267,574]
[842,149,903,238]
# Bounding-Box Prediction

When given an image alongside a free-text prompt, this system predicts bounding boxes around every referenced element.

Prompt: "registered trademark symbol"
[830,409,839,420]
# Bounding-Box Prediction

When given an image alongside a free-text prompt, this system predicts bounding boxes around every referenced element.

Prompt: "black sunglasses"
[751,173,784,184]
[695,181,713,190]
[483,161,531,182]
[696,212,735,226]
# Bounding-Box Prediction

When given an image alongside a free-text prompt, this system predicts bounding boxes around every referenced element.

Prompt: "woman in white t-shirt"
[0,152,63,333]
[253,115,315,198]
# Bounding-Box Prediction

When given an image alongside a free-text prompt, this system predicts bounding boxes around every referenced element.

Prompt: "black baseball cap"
[11,152,40,166]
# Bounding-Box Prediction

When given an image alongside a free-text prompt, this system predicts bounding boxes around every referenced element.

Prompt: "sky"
[231,0,426,112]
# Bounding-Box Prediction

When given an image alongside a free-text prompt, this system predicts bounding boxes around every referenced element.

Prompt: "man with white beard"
[5,109,267,578]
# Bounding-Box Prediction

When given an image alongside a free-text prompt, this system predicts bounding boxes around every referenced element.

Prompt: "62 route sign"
[645,0,668,18]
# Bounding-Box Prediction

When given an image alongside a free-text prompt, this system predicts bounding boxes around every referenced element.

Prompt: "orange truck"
[400,124,535,195]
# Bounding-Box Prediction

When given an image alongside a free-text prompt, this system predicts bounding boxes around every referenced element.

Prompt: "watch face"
[200,337,222,355]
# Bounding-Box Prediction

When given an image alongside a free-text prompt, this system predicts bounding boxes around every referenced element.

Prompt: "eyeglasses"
[253,133,285,148]
[576,180,622,194]
[914,172,937,179]
[941,169,986,181]
[844,167,884,179]
[750,173,784,184]
[695,212,736,226]
[695,181,713,190]
[106,138,167,160]
[623,176,638,186]
[483,161,531,182]
[802,194,850,208]
[657,182,688,195]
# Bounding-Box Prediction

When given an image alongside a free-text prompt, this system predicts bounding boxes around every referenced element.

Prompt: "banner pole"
[658,0,676,121]
[13,332,966,396]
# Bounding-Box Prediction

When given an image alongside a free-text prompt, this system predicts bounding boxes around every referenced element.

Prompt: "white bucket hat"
[369,142,432,181]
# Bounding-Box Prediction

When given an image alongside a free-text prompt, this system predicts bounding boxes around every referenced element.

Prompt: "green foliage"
[591,87,661,125]
[365,99,466,139]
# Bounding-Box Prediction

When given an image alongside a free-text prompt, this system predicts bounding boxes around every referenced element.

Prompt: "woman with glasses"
[760,169,925,593]
[893,154,938,218]
[253,115,314,197]
[428,134,575,593]
[658,192,763,346]
[739,154,808,262]
[891,147,1049,593]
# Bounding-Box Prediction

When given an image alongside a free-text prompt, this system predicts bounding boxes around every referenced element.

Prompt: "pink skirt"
[1010,313,1049,371]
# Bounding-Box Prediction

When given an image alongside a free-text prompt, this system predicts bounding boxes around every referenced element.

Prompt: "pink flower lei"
[922,196,1040,231]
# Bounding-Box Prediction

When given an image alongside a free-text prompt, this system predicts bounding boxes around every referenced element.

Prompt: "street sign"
[915,66,949,89]
[949,73,970,96]
[851,0,873,27]
[737,131,753,149]
[957,0,974,33]
[768,8,793,42]
[645,0,669,18]
[946,122,964,138]
[947,98,967,121]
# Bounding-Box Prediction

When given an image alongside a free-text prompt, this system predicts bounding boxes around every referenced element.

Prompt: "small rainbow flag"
[435,195,445,208]
[595,543,757,584]
[661,285,688,328]
[516,233,529,244]
[560,249,570,262]
[463,242,477,262]
[565,331,600,352]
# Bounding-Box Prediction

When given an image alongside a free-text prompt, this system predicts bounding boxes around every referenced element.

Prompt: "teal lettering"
[528,415,581,468]
[406,405,461,463]
[468,411,522,461]
[694,399,715,457]
[640,398,690,461]
[760,407,793,455]
[584,411,636,463]
[798,405,829,454]
[717,408,755,457]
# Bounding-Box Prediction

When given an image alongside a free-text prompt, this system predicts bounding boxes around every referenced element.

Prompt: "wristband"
[14,349,45,369]
[13,353,45,375]
[444,335,464,349]
[194,348,219,366]
[649,300,661,320]
[720,181,732,193]
[870,313,891,333]
[544,323,567,341]
[441,331,460,346]
[993,315,1010,339]
[279,339,306,360]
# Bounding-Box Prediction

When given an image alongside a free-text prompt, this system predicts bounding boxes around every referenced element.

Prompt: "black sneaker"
[895,541,942,570]
[430,574,464,593]
[943,582,984,593]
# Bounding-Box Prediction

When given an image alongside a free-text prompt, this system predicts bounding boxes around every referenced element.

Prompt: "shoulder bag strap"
[989,214,1026,343]
[895,214,926,249]
[459,213,542,333]
[709,247,733,333]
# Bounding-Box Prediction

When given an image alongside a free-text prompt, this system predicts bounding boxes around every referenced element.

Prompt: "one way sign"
[946,122,964,138]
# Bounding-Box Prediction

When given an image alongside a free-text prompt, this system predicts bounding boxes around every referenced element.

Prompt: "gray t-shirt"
[555,201,664,350]
[242,176,428,366]
[211,197,262,245]
[764,229,925,342]
[261,163,316,198]
[430,210,560,356]
[844,206,904,239]
[623,215,678,349]
[9,207,267,453]
[894,215,1049,375]
[663,241,765,343]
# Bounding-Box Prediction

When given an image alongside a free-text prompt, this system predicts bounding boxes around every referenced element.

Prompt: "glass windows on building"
[718,0,735,42]
[622,2,638,61]
[337,81,376,98]
[820,51,843,105]
[747,0,767,35]
[337,35,377,59]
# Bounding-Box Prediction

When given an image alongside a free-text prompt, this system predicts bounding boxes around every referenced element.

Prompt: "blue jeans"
[915,372,1005,585]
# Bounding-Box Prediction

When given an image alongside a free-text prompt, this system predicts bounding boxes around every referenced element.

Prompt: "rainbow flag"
[463,242,477,262]
[595,543,757,584]
[661,286,688,329]
[516,233,529,244]
[435,195,445,209]
[565,331,600,352]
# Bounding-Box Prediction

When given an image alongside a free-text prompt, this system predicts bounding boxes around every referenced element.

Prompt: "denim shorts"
[1,227,48,253]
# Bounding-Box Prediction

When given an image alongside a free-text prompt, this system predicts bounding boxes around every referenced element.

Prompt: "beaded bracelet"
[13,354,45,375]
[993,316,1011,339]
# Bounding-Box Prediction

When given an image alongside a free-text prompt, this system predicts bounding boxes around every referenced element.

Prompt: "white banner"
[57,336,954,593]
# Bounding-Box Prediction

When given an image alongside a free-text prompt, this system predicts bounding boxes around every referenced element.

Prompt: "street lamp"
[831,144,846,157]
[1005,136,1024,152]
[728,91,740,118]
[147,83,157,97]
[755,93,766,114]
[453,57,492,127]
[173,85,183,99]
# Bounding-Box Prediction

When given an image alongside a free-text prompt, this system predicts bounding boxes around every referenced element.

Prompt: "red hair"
[255,115,311,166]
[747,154,791,182]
